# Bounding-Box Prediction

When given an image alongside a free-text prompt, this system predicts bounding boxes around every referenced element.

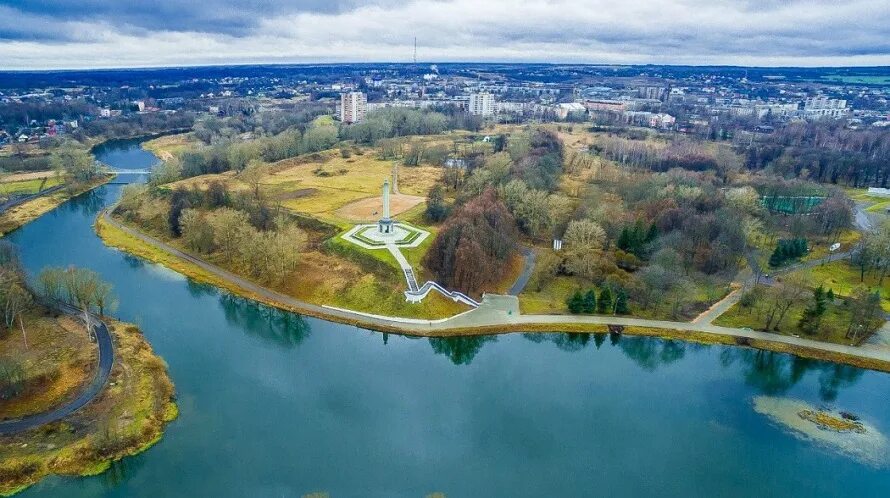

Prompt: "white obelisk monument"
[378,179,394,235]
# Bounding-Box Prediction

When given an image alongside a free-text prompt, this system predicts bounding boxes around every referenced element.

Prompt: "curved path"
[0,307,114,435]
[508,246,536,296]
[99,210,890,371]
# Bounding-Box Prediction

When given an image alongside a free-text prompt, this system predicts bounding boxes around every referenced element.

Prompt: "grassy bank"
[0,175,113,237]
[0,319,177,496]
[0,312,96,421]
[96,214,466,320]
[94,213,890,374]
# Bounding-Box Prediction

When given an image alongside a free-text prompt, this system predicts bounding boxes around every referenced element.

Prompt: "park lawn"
[0,311,96,421]
[0,175,111,237]
[269,150,441,197]
[519,267,730,320]
[279,251,467,319]
[518,275,576,314]
[326,232,401,270]
[865,199,890,213]
[795,259,890,312]
[141,133,196,160]
[167,148,442,225]
[0,319,177,496]
[802,229,861,262]
[0,176,63,195]
[714,296,859,345]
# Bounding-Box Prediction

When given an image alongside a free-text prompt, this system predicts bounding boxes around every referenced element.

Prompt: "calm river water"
[7,138,890,497]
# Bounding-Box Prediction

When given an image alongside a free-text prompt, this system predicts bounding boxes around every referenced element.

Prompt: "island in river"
[0,315,177,496]
[1,138,174,496]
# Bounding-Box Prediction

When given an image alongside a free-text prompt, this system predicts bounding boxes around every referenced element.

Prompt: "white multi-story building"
[468,93,493,116]
[339,92,367,124]
[803,97,850,119]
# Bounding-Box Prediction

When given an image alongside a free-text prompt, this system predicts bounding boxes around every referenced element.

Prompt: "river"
[7,138,890,497]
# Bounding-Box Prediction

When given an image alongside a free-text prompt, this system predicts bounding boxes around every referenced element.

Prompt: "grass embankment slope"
[0,319,177,496]
[96,214,467,320]
[109,144,469,319]
[0,175,113,237]
[141,133,195,161]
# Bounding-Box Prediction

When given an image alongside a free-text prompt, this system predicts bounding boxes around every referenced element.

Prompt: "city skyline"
[2,0,890,70]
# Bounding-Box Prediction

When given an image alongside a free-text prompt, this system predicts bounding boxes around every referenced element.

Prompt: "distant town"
[1,64,889,150]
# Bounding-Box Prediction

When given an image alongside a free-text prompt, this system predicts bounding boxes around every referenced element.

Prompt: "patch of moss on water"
[753,396,889,467]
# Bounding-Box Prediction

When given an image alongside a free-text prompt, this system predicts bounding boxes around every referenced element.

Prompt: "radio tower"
[413,36,417,65]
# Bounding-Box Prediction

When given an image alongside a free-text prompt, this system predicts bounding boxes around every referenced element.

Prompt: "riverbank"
[0,175,113,237]
[95,210,890,373]
[0,319,177,496]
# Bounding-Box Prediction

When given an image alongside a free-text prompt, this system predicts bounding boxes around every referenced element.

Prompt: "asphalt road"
[508,246,536,296]
[0,310,114,435]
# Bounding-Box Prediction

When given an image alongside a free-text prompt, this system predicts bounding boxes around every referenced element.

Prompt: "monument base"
[378,217,394,235]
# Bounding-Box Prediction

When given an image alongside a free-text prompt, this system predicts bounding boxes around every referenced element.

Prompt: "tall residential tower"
[340,92,367,124]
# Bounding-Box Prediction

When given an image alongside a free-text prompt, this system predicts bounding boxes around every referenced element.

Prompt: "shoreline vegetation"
[0,319,177,496]
[0,175,114,237]
[95,211,890,374]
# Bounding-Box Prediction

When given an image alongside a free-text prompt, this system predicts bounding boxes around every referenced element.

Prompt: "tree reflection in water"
[219,294,310,348]
[618,337,692,371]
[63,187,107,216]
[719,348,864,401]
[185,279,219,299]
[100,454,145,489]
[428,335,498,365]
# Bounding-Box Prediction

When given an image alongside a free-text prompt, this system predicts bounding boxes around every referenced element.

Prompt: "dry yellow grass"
[0,171,57,183]
[0,319,177,496]
[334,193,425,222]
[141,133,196,160]
[162,149,442,225]
[97,214,466,320]
[0,176,112,236]
[0,313,95,420]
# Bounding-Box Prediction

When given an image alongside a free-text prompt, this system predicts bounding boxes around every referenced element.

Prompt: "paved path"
[508,246,536,296]
[0,184,65,213]
[0,306,114,435]
[99,210,890,371]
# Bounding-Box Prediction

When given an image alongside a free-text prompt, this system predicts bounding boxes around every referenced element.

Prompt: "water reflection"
[219,294,310,348]
[428,335,497,365]
[185,279,219,299]
[61,187,107,216]
[720,349,864,401]
[619,337,691,371]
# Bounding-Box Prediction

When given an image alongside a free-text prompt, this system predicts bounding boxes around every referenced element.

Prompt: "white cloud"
[1,0,889,69]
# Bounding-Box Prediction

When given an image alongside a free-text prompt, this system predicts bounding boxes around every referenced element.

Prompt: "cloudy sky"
[1,0,889,69]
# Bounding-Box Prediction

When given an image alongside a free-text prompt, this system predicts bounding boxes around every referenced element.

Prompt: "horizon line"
[2,60,890,73]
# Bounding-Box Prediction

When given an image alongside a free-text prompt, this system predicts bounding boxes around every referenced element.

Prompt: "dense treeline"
[740,121,890,187]
[339,107,481,145]
[0,101,97,128]
[72,112,196,142]
[116,179,306,285]
[150,116,339,183]
[423,189,518,294]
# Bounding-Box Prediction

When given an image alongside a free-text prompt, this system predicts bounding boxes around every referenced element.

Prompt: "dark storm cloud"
[1,0,370,37]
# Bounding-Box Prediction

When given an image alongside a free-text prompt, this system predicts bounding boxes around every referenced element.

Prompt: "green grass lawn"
[795,259,890,311]
[714,292,860,345]
[0,177,63,195]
